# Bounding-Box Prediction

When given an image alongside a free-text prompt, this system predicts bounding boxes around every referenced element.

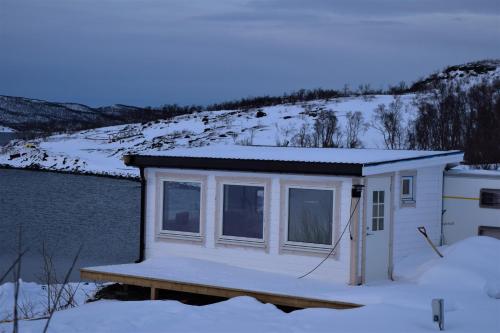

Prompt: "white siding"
[144,167,354,283]
[392,165,445,262]
[443,174,500,244]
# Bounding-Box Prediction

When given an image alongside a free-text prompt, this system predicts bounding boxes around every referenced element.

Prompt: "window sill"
[216,236,266,249]
[400,199,416,208]
[281,243,336,256]
[156,232,203,243]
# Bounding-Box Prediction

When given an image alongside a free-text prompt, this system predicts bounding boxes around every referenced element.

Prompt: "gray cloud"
[0,0,498,107]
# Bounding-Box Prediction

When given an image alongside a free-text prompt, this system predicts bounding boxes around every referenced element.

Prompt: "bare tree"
[291,123,313,147]
[13,228,23,333]
[372,96,406,149]
[312,110,342,148]
[274,124,295,147]
[344,111,366,148]
[237,126,257,146]
[412,83,468,151]
[42,245,82,333]
[37,243,83,317]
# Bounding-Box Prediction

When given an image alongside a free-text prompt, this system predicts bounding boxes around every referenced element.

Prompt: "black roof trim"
[363,151,463,167]
[123,150,463,176]
[123,155,363,176]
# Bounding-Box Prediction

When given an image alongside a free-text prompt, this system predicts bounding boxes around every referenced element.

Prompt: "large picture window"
[287,188,334,246]
[222,184,264,240]
[162,181,201,234]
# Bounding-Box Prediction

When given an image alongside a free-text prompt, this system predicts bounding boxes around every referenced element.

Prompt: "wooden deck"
[81,268,362,310]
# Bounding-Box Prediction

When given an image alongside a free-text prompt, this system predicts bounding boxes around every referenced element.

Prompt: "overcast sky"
[1,0,499,107]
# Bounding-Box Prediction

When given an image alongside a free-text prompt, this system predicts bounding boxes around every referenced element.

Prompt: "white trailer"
[443,169,500,244]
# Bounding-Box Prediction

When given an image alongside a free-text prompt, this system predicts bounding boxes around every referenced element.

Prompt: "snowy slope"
[0,59,498,177]
[410,59,500,91]
[0,126,14,133]
[0,95,414,177]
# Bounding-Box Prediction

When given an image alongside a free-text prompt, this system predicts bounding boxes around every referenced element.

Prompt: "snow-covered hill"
[410,59,500,91]
[0,59,498,178]
[0,94,416,177]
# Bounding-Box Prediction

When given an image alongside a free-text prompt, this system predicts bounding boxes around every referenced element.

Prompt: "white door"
[364,176,391,283]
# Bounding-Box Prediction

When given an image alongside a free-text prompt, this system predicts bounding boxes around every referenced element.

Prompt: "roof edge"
[123,155,363,176]
[362,150,463,167]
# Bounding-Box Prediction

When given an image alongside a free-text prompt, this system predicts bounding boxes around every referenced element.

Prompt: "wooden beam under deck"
[81,268,362,310]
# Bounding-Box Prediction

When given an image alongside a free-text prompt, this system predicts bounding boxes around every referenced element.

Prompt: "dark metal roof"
[123,155,364,176]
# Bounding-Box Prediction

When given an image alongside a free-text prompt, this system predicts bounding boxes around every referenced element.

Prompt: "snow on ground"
[449,165,500,175]
[0,282,98,322]
[1,237,499,332]
[140,145,458,164]
[0,94,416,178]
[0,126,15,133]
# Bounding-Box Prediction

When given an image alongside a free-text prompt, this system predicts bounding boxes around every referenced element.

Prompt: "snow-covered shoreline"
[0,126,15,133]
[1,237,499,332]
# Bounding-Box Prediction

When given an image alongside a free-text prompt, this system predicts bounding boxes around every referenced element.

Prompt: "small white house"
[443,168,500,244]
[123,146,463,285]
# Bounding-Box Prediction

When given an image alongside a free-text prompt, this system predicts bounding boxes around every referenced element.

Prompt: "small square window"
[480,189,500,209]
[401,175,415,203]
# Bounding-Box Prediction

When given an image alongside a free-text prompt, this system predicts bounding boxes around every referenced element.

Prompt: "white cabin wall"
[337,178,354,274]
[144,167,157,260]
[392,165,445,262]
[144,167,354,283]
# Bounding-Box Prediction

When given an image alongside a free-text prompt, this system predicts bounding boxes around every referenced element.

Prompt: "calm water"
[0,168,140,282]
[0,133,20,146]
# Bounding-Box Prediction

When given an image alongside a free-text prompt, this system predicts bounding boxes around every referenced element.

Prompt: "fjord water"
[0,168,140,282]
[0,133,20,146]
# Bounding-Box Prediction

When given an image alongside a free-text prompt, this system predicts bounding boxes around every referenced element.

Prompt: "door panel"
[365,177,391,283]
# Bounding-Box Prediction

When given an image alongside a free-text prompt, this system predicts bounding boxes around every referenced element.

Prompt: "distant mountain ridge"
[0,95,147,132]
[1,59,498,134]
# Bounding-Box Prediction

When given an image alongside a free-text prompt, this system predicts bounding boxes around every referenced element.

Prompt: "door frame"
[360,173,395,284]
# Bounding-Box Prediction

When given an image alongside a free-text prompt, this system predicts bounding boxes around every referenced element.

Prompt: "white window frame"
[216,178,269,248]
[282,184,336,253]
[400,171,417,207]
[156,174,206,242]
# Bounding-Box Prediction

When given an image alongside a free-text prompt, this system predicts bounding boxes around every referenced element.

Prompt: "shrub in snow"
[255,110,267,118]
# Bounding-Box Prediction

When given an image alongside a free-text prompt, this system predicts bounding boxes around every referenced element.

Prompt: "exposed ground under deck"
[80,257,363,310]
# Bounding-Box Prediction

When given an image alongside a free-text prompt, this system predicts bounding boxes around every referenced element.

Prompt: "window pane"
[402,179,410,195]
[373,191,378,202]
[222,184,264,239]
[480,189,500,209]
[372,218,378,231]
[288,188,333,245]
[378,217,384,230]
[163,181,201,233]
[379,191,385,204]
[373,204,379,218]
